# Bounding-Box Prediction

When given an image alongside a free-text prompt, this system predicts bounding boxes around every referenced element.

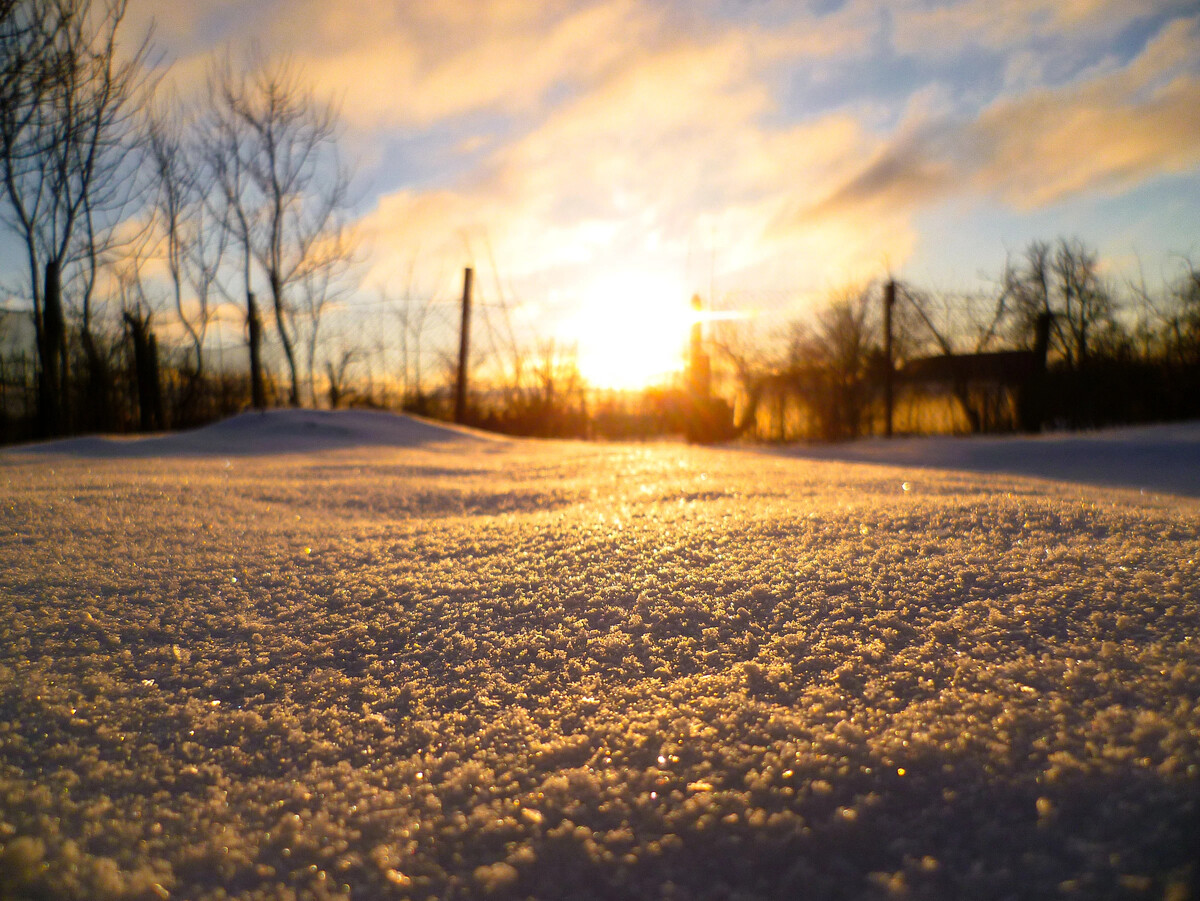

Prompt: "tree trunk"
[247,292,267,410]
[954,384,983,433]
[35,259,67,438]
[124,311,164,432]
[270,272,301,406]
[147,333,165,429]
[1017,312,1053,433]
[325,360,342,409]
[80,328,114,433]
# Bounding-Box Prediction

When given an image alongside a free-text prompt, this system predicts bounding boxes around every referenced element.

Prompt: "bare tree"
[387,259,442,406]
[1002,237,1116,369]
[183,191,228,350]
[178,143,230,415]
[110,240,163,430]
[324,346,356,409]
[0,1,54,127]
[145,97,206,377]
[207,53,354,407]
[1051,238,1115,367]
[801,284,880,440]
[1170,262,1200,365]
[0,0,153,435]
[530,338,582,417]
[1138,259,1200,368]
[201,58,265,409]
[296,260,338,405]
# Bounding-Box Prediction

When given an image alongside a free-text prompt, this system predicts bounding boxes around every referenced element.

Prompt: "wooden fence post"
[455,267,473,425]
[884,279,896,438]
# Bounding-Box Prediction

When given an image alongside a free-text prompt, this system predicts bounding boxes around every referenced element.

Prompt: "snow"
[15,408,497,458]
[1,411,1198,899]
[768,420,1200,499]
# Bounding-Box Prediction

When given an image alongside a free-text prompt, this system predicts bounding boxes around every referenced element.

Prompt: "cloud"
[891,0,1196,55]
[126,0,650,129]
[974,79,1200,209]
[355,19,901,306]
[132,0,873,130]
[123,0,1200,315]
[239,0,661,129]
[798,15,1200,223]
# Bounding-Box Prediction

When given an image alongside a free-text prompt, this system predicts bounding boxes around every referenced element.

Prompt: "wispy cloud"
[125,0,1200,305]
[891,0,1195,55]
[801,16,1200,222]
[356,20,896,299]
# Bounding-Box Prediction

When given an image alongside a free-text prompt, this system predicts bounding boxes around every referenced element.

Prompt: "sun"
[567,271,695,391]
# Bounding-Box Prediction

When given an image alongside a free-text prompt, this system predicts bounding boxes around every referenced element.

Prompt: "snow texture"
[1,411,1198,900]
[768,421,1200,500]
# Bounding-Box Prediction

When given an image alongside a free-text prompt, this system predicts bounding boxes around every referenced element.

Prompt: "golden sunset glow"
[150,0,1200,401]
[5,0,1196,406]
[566,271,694,390]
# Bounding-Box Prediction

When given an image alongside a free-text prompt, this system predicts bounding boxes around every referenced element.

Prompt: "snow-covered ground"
[768,420,1200,500]
[2,411,1198,899]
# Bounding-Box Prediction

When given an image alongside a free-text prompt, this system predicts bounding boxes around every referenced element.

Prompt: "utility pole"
[884,279,896,438]
[455,266,473,425]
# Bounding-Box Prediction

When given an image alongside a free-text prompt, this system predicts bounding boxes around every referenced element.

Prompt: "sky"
[11,0,1200,388]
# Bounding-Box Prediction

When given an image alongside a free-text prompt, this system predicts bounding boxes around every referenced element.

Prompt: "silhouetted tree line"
[718,238,1200,443]
[1,0,354,443]
[432,237,1200,444]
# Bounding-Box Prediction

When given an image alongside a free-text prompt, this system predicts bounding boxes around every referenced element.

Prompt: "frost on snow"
[1,411,1198,899]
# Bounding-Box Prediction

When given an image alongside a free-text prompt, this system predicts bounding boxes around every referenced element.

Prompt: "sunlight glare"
[568,271,694,390]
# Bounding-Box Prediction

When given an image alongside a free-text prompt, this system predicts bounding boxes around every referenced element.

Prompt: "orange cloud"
[975,77,1200,209]
[356,23,902,307]
[798,16,1200,222]
[126,0,1200,321]
[131,0,870,130]
[253,0,658,129]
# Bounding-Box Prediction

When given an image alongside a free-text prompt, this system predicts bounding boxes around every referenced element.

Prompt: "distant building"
[0,306,36,358]
[0,307,37,427]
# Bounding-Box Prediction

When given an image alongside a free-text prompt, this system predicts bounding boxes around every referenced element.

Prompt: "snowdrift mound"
[771,420,1200,498]
[7,408,493,458]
